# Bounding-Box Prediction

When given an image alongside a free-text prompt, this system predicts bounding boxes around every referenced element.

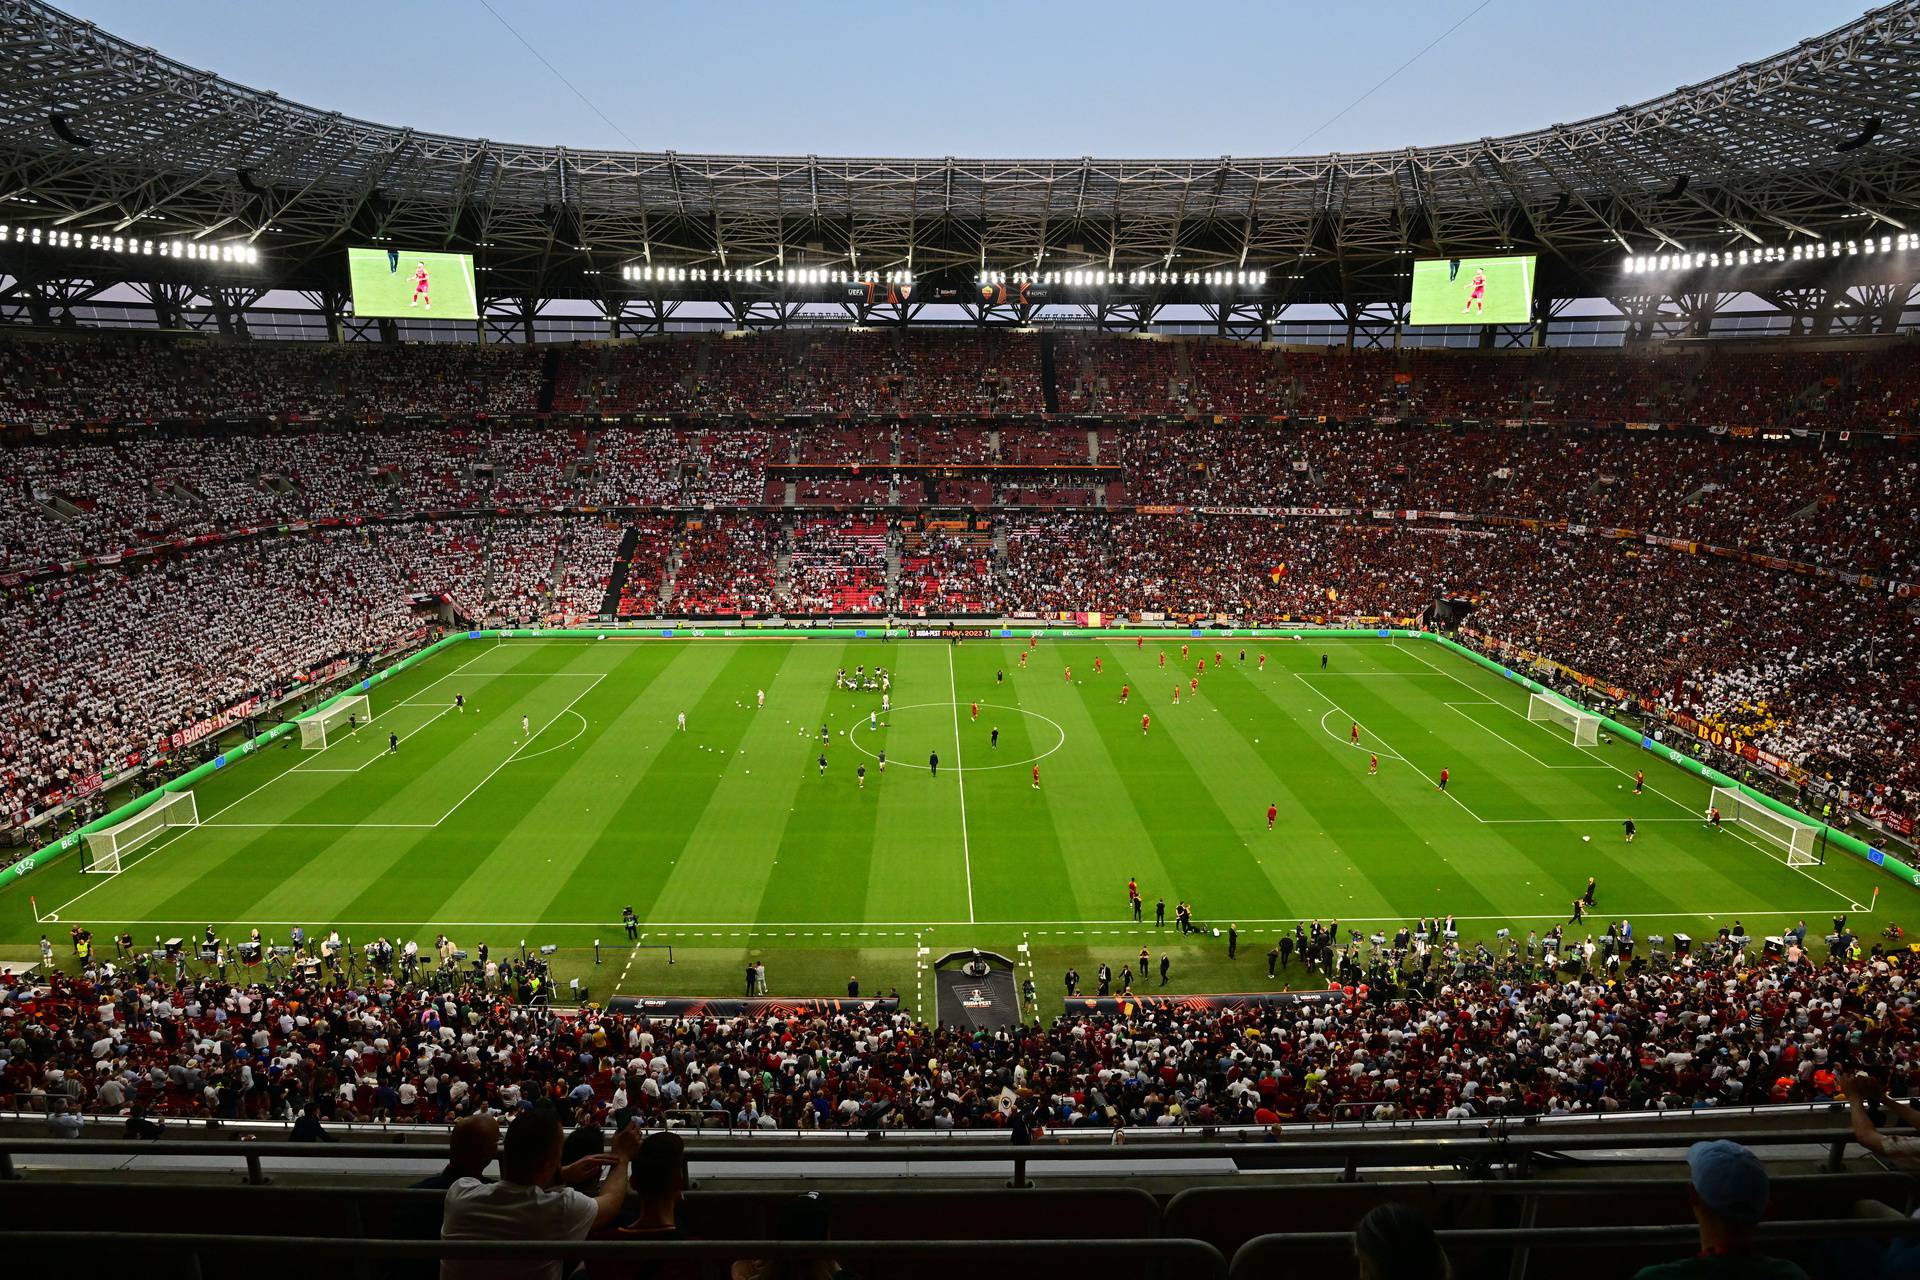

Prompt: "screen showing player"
[1408,254,1536,326]
[346,247,480,320]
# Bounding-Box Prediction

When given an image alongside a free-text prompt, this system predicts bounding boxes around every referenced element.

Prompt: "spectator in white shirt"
[439,1107,639,1280]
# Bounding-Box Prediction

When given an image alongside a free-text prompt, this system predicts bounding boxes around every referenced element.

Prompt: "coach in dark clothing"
[929,750,939,776]
[290,1106,335,1143]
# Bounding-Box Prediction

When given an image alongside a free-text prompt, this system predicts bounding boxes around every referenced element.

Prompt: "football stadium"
[2,1,1920,1275]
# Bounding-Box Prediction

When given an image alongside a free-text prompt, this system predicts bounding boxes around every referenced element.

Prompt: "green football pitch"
[2,636,1899,1011]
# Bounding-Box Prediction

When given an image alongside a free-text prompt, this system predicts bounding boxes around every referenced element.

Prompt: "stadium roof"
[2,0,1920,313]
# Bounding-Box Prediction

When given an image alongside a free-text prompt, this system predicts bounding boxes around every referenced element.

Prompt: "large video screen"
[347,247,479,320]
[1408,254,1536,326]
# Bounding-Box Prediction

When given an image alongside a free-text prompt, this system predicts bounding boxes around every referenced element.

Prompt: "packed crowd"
[0,336,543,430]
[0,517,614,826]
[4,931,1909,1132]
[12,328,1920,433]
[7,417,1911,580]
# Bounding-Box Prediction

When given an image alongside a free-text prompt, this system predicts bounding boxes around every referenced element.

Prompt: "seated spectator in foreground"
[732,1191,842,1280]
[1840,1073,1920,1279]
[416,1113,502,1191]
[590,1130,692,1280]
[1633,1141,1806,1279]
[440,1107,640,1280]
[1842,1072,1920,1168]
[561,1122,607,1168]
[1354,1202,1450,1279]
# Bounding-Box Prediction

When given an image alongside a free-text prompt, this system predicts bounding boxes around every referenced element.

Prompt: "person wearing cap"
[1632,1140,1807,1278]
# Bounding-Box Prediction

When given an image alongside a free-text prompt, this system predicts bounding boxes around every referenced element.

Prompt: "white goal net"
[84,790,199,874]
[1709,786,1822,866]
[1526,692,1600,747]
[300,694,369,750]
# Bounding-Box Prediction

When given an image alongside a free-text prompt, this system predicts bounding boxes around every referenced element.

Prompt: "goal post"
[1709,786,1822,866]
[1526,692,1600,747]
[300,694,370,750]
[83,790,199,874]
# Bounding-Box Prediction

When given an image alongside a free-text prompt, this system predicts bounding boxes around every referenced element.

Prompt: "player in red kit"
[1158,650,1166,668]
[1633,770,1645,795]
[1213,651,1222,667]
[1437,767,1450,792]
[1094,657,1102,675]
[1461,266,1487,315]
[1350,722,1360,744]
[1141,713,1151,735]
[1136,636,1144,651]
[1018,651,1027,669]
[1368,753,1379,776]
[1032,763,1041,789]
[971,702,979,721]
[1257,653,1266,671]
[1198,659,1206,675]
[1181,644,1189,661]
[1189,676,1198,695]
[1064,665,1072,682]
[1119,683,1130,704]
[1266,803,1277,830]
[409,261,431,309]
[1172,686,1181,705]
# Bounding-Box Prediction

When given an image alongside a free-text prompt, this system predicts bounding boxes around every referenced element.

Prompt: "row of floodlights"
[977,269,1268,287]
[1622,234,1920,273]
[0,224,260,263]
[621,266,914,285]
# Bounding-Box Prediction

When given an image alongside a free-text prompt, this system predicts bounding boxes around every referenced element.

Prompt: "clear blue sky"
[64,0,1872,156]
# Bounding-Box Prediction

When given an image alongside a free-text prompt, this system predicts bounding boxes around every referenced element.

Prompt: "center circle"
[844,701,1067,772]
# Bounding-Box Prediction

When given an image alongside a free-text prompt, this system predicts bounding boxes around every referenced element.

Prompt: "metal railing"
[6,1220,1917,1280]
[4,1232,1227,1280]
[0,1126,1876,1185]
[1229,1220,1920,1280]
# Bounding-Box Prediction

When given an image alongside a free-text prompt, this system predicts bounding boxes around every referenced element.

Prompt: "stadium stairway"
[598,525,641,616]
[1039,331,1060,414]
[884,524,902,607]
[536,346,561,413]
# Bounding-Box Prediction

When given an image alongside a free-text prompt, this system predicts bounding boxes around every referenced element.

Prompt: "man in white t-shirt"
[439,1107,640,1280]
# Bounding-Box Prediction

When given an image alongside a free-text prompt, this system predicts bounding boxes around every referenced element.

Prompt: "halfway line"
[946,643,976,924]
